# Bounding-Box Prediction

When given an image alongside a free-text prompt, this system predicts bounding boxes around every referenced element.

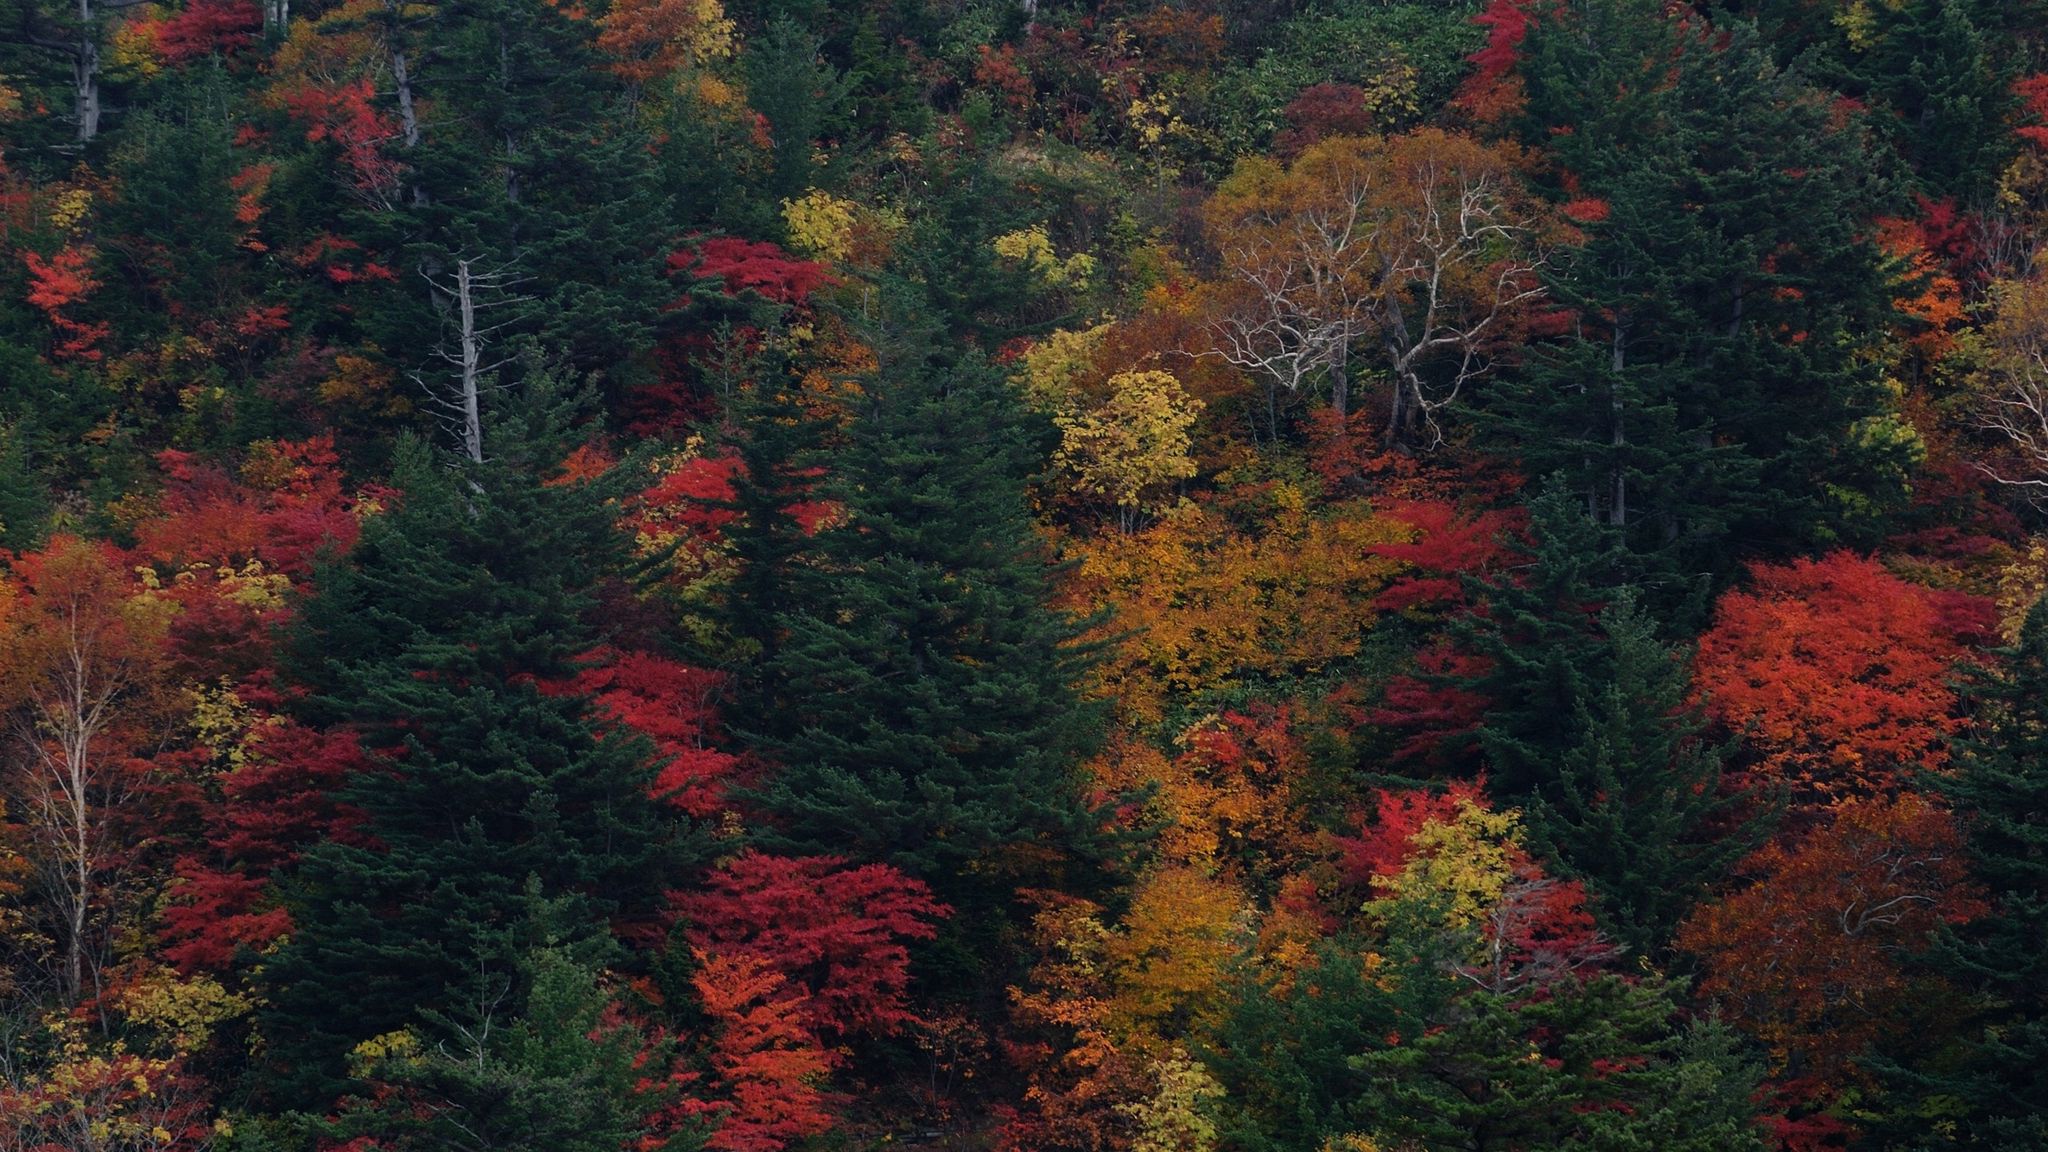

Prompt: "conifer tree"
[1496,0,1910,593]
[744,293,1109,923]
[257,374,694,1107]
[1461,483,1636,796]
[1530,591,1767,954]
[1895,592,2048,1145]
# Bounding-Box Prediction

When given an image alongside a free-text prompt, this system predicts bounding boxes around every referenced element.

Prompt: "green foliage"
[258,375,697,1106]
[744,291,1110,919]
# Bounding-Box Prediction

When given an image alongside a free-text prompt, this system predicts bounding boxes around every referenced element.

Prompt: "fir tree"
[1461,482,1638,796]
[1496,0,1911,596]
[256,376,695,1107]
[744,293,1109,923]
[1892,592,2048,1146]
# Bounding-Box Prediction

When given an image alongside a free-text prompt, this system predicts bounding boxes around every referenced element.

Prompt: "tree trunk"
[455,259,484,463]
[264,0,287,36]
[71,31,99,143]
[1329,340,1349,423]
[1610,311,1627,528]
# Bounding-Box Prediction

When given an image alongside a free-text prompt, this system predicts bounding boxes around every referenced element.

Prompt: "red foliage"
[1677,794,1987,1089]
[1368,500,1526,612]
[152,0,264,65]
[1333,780,1488,892]
[674,852,949,1042]
[2016,73,2048,151]
[670,238,832,307]
[22,245,110,360]
[1693,553,1994,803]
[135,435,360,577]
[277,77,404,201]
[160,720,372,971]
[1275,83,1380,158]
[569,646,739,817]
[1455,0,1542,120]
[1369,641,1494,768]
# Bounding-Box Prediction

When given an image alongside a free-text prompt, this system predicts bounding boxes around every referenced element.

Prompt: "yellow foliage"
[1014,324,1113,408]
[1051,370,1203,525]
[1367,796,1522,928]
[108,11,166,78]
[1995,537,2048,642]
[117,968,251,1052]
[348,1028,422,1077]
[1121,1047,1225,1152]
[1105,866,1249,1034]
[782,190,860,262]
[47,187,94,235]
[993,224,1098,291]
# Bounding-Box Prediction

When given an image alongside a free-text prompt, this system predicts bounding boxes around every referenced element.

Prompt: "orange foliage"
[1677,794,1986,1088]
[692,950,841,1152]
[1060,490,1406,723]
[1692,553,1995,803]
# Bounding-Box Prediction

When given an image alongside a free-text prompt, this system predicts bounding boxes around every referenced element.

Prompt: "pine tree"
[256,377,695,1107]
[744,293,1109,924]
[1530,590,1770,955]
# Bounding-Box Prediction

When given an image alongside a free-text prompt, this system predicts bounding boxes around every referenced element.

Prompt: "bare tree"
[1972,268,2048,504]
[1204,129,1549,448]
[413,258,531,463]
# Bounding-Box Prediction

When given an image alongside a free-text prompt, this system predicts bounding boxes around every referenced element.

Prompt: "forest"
[0,0,2046,1148]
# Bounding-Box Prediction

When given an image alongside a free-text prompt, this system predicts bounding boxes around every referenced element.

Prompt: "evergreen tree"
[1530,590,1769,955]
[744,292,1109,923]
[314,901,698,1152]
[1461,482,1637,796]
[1496,0,1912,595]
[1352,978,1770,1152]
[1889,592,2048,1146]
[256,377,695,1107]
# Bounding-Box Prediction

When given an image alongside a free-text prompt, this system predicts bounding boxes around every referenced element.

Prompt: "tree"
[1203,128,1549,442]
[1530,591,1767,954]
[1891,591,2048,1145]
[1691,553,1993,805]
[320,931,702,1152]
[744,297,1110,923]
[0,537,176,1005]
[1971,267,2048,504]
[1677,794,1986,1089]
[1047,369,1204,533]
[673,851,948,1042]
[1349,976,1771,1152]
[255,380,697,1107]
[1499,0,1912,576]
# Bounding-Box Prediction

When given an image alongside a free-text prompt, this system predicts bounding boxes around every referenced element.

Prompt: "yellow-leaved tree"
[1051,370,1205,533]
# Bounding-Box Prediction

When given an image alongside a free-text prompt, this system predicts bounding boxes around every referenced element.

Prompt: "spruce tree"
[1461,482,1636,796]
[257,378,694,1107]
[744,295,1109,922]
